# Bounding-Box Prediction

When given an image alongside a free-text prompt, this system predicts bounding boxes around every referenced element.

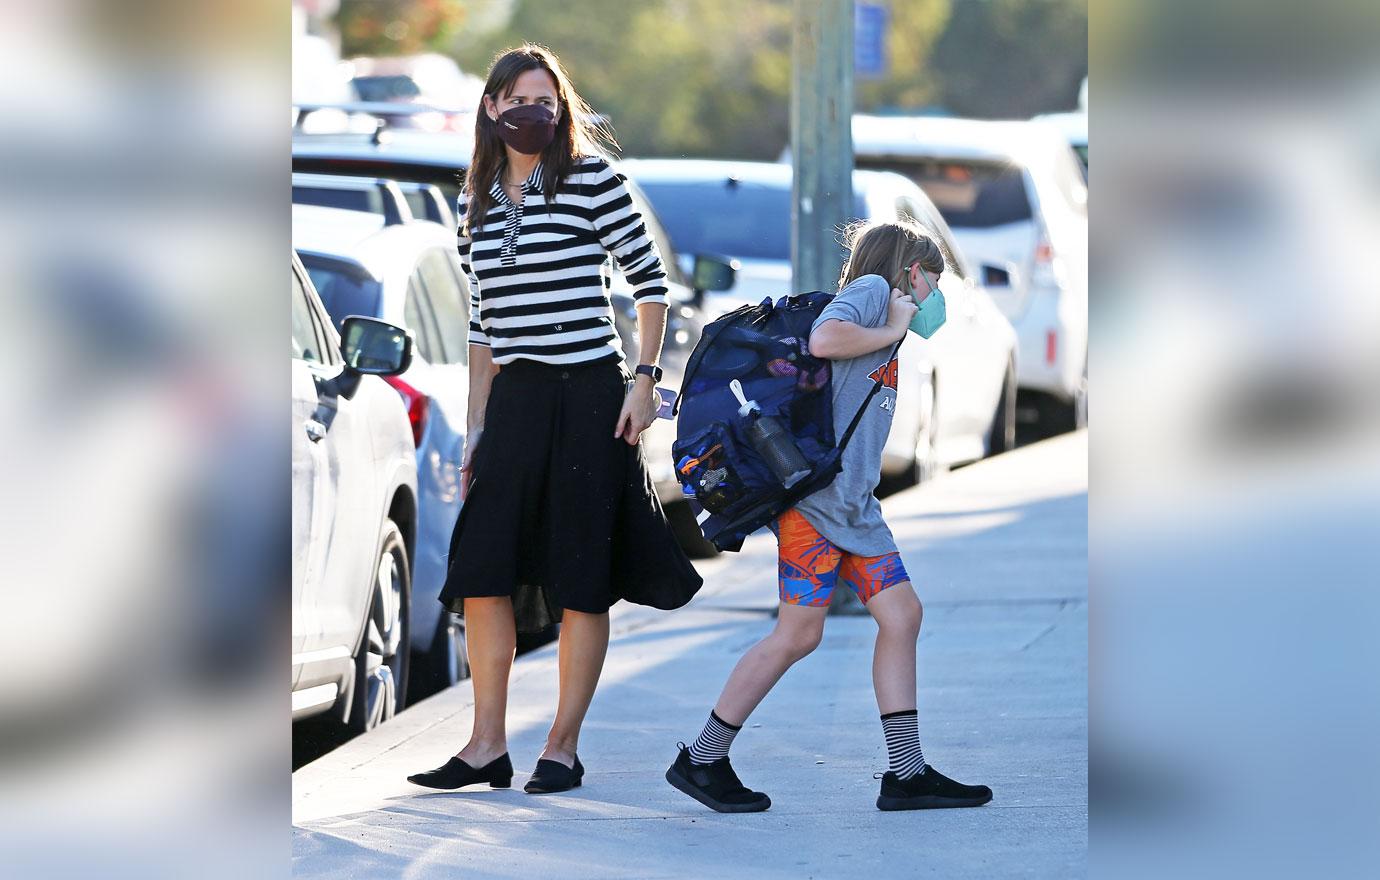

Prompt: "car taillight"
[1046,330,1058,365]
[1035,238,1055,265]
[384,375,429,446]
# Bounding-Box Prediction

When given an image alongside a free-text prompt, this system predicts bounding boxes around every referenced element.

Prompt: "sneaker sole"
[665,765,771,813]
[876,792,993,811]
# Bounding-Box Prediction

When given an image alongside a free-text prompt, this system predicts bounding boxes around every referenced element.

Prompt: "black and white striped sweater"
[458,156,668,366]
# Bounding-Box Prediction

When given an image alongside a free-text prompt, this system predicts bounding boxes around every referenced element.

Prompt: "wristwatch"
[635,364,663,383]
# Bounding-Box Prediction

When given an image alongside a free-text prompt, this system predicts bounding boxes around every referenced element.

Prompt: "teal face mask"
[905,265,946,338]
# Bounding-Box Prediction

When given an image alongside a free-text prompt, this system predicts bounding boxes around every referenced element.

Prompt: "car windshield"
[299,255,382,330]
[352,75,421,102]
[634,178,866,261]
[293,184,387,218]
[858,158,1033,229]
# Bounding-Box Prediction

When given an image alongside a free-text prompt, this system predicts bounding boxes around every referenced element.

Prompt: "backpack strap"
[838,338,903,451]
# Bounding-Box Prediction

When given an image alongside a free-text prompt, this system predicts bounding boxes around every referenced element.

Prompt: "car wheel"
[413,614,469,699]
[348,518,410,734]
[986,359,1017,456]
[1074,360,1088,429]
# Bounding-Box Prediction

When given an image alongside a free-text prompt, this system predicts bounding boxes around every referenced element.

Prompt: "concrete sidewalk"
[293,431,1087,879]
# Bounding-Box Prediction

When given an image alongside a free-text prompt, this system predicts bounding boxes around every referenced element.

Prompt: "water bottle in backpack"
[729,379,811,489]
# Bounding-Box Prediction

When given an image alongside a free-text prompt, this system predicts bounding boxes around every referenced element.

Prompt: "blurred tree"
[439,0,1086,156]
[336,0,468,57]
[452,0,793,159]
[930,0,1088,117]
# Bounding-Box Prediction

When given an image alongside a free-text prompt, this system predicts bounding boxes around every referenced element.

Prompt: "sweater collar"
[490,161,544,204]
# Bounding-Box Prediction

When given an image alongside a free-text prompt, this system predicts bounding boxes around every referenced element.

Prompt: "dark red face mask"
[494,104,556,155]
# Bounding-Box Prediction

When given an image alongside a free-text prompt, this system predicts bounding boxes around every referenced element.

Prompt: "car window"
[622,178,686,287]
[292,184,386,217]
[635,180,792,261]
[298,255,383,331]
[857,158,1033,229]
[405,270,443,364]
[352,75,421,102]
[634,179,870,262]
[291,267,321,363]
[418,249,469,364]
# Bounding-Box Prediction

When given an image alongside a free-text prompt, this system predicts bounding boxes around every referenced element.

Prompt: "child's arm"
[809,285,916,359]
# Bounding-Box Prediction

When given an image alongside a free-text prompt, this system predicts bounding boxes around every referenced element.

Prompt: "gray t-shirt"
[793,274,900,556]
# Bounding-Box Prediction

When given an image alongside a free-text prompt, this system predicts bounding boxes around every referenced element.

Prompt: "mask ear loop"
[910,262,938,300]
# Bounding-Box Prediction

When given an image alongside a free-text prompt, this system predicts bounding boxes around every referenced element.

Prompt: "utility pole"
[791,0,854,294]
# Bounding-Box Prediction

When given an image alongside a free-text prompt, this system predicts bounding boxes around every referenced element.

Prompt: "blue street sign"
[855,2,888,79]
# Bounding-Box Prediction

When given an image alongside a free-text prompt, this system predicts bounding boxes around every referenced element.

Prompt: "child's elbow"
[808,328,837,359]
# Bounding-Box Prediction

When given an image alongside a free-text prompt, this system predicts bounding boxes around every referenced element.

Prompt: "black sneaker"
[876,766,992,811]
[665,744,771,813]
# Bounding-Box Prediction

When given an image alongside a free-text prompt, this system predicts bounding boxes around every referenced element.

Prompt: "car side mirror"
[340,315,412,377]
[981,263,1016,288]
[691,253,737,299]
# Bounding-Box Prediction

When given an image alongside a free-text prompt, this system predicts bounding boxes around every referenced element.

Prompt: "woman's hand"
[460,426,482,500]
[614,377,659,445]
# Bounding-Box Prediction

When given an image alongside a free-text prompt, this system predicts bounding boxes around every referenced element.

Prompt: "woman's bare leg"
[455,596,516,765]
[540,609,611,767]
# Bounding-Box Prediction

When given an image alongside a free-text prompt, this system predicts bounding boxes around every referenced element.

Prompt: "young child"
[665,221,993,813]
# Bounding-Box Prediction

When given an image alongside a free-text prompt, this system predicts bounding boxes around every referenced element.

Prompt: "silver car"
[292,252,419,732]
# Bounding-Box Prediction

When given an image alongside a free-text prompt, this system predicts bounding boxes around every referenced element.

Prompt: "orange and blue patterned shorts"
[772,508,910,607]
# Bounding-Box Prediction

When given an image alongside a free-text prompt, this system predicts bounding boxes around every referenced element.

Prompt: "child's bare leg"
[865,582,922,714]
[713,602,828,725]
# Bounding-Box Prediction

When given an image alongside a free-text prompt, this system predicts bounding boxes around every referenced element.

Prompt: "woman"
[407,45,703,795]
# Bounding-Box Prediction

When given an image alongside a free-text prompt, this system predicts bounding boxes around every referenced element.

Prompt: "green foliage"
[336,0,468,57]
[452,0,794,159]
[931,0,1088,117]
[438,0,1086,156]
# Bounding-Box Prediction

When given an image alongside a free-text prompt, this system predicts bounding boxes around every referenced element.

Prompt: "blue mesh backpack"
[671,292,901,552]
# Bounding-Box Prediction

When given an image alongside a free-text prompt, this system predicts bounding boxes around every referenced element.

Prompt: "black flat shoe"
[665,744,770,813]
[523,755,584,793]
[407,754,513,790]
[875,766,992,811]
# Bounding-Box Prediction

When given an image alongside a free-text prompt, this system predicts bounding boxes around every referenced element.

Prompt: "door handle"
[304,419,326,442]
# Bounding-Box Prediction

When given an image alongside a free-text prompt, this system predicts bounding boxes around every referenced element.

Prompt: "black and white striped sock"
[687,711,741,765]
[881,709,927,779]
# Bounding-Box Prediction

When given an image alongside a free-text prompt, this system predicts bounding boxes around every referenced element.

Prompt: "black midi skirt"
[439,358,704,632]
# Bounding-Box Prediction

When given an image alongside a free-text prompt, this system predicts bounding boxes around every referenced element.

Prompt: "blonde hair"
[838,220,947,291]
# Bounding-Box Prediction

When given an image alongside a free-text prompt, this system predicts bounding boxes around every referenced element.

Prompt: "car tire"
[1037,360,1088,437]
[1074,359,1088,429]
[986,359,1017,456]
[665,499,720,559]
[412,614,469,700]
[347,518,410,734]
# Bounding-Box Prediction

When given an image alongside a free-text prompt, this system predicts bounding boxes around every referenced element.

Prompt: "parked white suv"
[855,115,1088,433]
[292,252,419,732]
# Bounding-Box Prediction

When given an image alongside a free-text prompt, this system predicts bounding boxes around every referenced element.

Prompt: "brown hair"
[837,219,948,291]
[463,44,617,235]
